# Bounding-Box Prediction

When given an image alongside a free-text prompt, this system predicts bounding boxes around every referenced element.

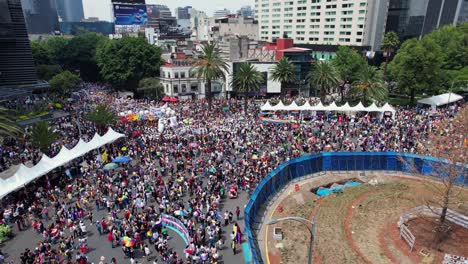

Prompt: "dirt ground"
[407,217,468,263]
[266,174,468,264]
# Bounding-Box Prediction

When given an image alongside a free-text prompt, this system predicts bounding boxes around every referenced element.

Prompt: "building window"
[173,85,178,93]
[181,72,185,78]
[191,84,198,92]
[181,84,187,93]
[174,72,179,78]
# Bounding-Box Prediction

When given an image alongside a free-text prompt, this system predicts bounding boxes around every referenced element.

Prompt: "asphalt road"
[1,186,250,264]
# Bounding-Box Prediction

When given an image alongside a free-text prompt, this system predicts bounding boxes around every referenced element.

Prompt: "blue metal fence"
[243,152,467,264]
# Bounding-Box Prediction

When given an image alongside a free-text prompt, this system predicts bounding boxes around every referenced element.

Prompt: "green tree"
[269,57,296,95]
[36,64,62,81]
[381,31,400,80]
[29,121,59,154]
[0,107,23,143]
[86,104,116,133]
[423,25,468,71]
[350,65,387,105]
[332,46,367,84]
[191,43,229,111]
[30,41,52,65]
[306,61,339,102]
[48,70,81,96]
[63,32,108,81]
[97,37,163,91]
[231,63,264,112]
[138,77,165,100]
[46,37,70,65]
[388,38,443,104]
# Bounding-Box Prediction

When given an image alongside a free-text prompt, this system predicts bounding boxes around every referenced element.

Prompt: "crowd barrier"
[243,152,467,264]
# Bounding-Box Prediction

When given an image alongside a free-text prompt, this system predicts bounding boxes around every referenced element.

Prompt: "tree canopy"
[231,63,264,112]
[331,46,366,83]
[306,61,339,102]
[351,65,387,105]
[29,121,59,154]
[138,77,165,100]
[96,37,163,91]
[191,43,229,111]
[86,104,116,133]
[48,70,81,96]
[269,57,296,94]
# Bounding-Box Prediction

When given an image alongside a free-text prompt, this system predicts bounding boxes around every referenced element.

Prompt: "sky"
[82,0,253,21]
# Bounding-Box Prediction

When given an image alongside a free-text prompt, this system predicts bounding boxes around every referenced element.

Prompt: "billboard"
[111,0,145,4]
[113,4,147,25]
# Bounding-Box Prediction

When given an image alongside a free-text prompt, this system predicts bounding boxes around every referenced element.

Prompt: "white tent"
[271,101,285,111]
[299,101,312,111]
[260,101,274,111]
[0,127,125,198]
[417,93,463,109]
[259,100,396,119]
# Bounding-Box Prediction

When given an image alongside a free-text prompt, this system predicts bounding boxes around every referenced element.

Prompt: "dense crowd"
[0,84,463,263]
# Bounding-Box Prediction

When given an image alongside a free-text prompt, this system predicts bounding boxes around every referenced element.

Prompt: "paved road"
[1,185,250,263]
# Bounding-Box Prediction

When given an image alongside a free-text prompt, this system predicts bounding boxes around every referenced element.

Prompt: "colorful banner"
[260,117,297,124]
[113,4,147,25]
[161,214,190,245]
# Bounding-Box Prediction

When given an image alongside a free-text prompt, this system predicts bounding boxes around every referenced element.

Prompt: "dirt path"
[343,191,376,264]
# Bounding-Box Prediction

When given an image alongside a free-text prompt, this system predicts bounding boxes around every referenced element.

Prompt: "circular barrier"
[243,152,467,264]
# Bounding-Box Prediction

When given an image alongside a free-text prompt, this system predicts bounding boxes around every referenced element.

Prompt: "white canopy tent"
[260,100,396,116]
[417,93,463,110]
[0,128,125,198]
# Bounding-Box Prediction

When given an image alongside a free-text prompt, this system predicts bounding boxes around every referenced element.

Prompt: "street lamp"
[448,79,468,108]
[266,216,316,264]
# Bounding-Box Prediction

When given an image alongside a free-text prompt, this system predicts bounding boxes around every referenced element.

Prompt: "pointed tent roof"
[271,101,285,110]
[352,102,366,112]
[366,102,381,112]
[299,101,312,111]
[260,100,274,111]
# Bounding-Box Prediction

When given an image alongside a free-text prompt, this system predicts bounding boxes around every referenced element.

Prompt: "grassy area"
[388,96,416,106]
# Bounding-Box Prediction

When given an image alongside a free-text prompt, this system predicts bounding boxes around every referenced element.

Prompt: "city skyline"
[82,0,253,21]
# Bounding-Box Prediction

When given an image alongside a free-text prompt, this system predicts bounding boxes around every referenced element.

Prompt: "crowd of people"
[0,83,463,263]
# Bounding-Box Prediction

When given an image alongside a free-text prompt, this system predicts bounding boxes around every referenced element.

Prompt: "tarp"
[417,93,463,109]
[0,127,125,198]
[260,100,396,114]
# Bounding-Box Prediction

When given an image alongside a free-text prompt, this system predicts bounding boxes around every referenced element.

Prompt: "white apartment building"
[256,0,389,50]
[159,62,224,100]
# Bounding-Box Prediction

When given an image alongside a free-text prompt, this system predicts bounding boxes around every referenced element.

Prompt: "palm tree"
[86,104,116,133]
[351,65,388,105]
[231,63,264,113]
[306,61,339,102]
[270,57,296,96]
[138,77,165,100]
[192,43,229,111]
[0,107,23,143]
[29,121,59,154]
[381,31,400,80]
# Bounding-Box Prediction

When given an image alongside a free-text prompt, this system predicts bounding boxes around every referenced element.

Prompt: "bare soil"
[269,175,468,264]
[407,217,468,262]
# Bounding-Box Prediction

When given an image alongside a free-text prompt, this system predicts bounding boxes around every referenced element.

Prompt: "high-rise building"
[386,0,466,41]
[0,0,38,92]
[214,9,230,18]
[55,0,84,22]
[237,6,254,18]
[175,6,191,19]
[147,4,177,33]
[20,0,59,34]
[256,0,389,50]
[459,0,468,22]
